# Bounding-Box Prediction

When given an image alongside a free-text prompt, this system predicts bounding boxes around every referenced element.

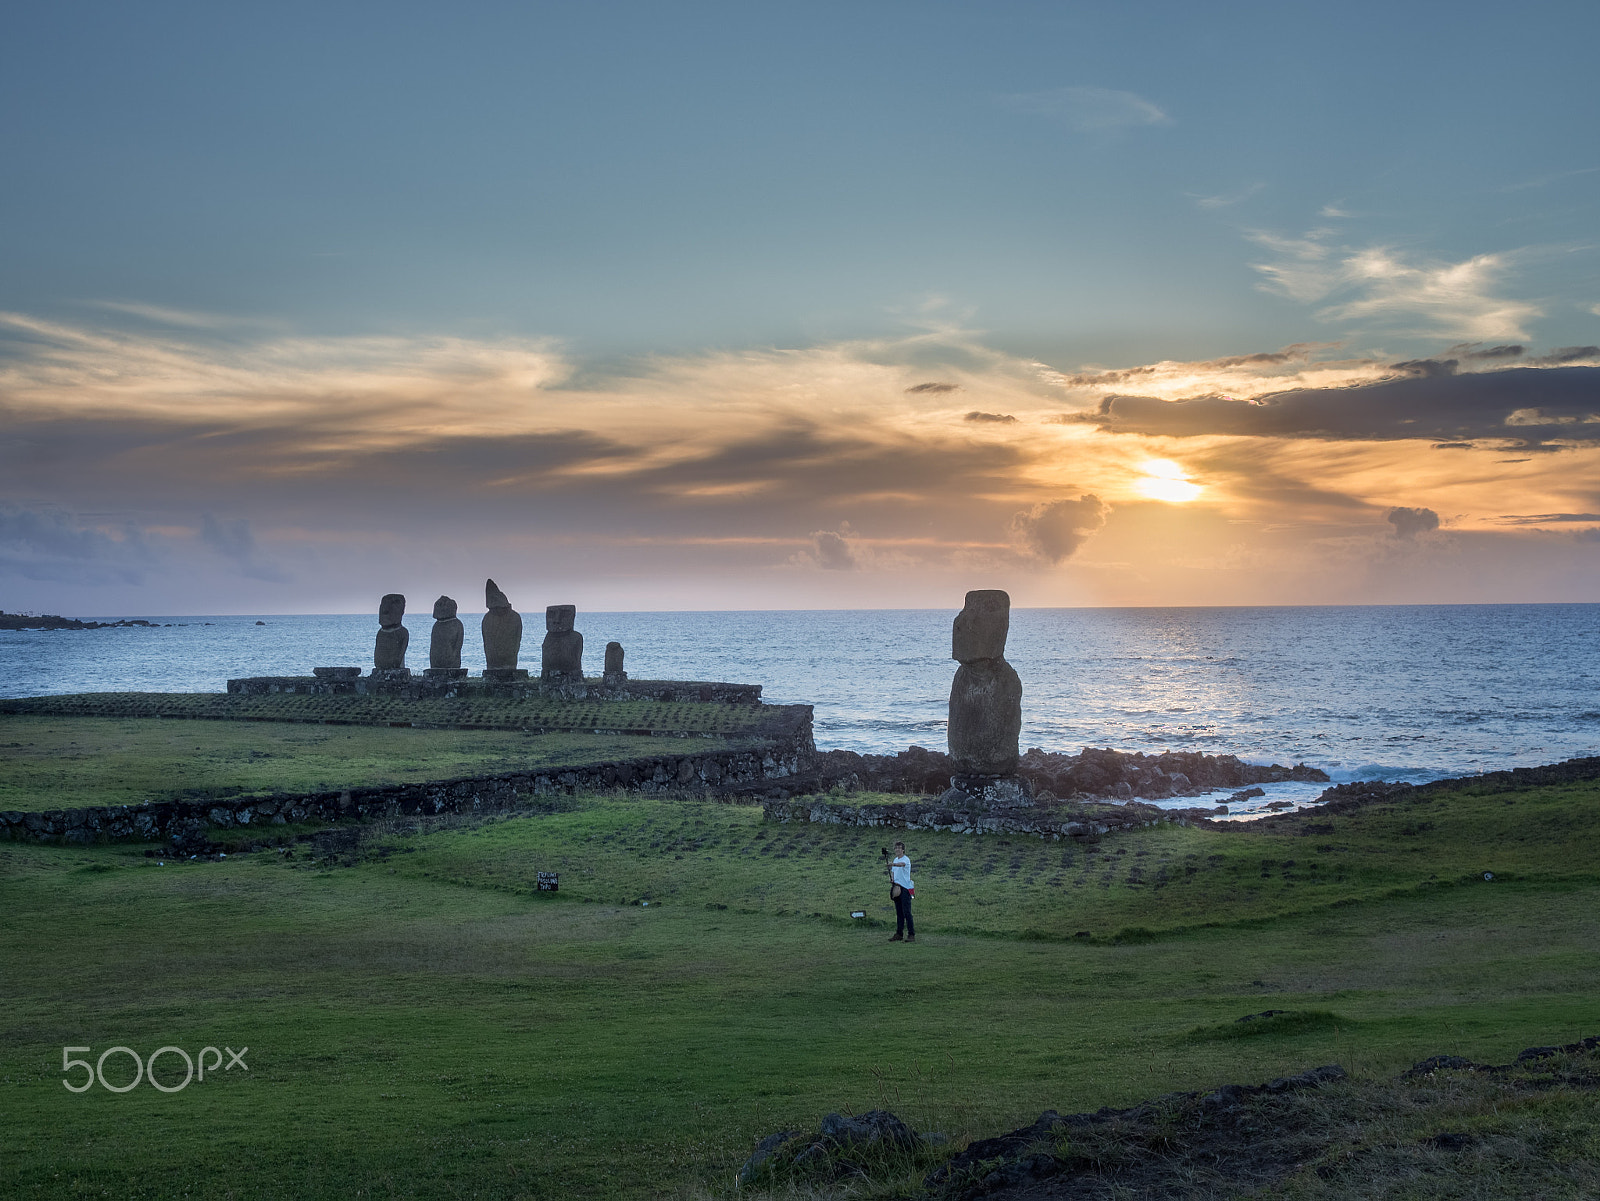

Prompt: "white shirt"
[891,854,914,890]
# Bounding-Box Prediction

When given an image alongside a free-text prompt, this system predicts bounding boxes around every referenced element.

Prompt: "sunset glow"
[1133,460,1203,504]
[1,5,1596,612]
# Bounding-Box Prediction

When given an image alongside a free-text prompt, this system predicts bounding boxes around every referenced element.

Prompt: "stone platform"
[226,673,763,705]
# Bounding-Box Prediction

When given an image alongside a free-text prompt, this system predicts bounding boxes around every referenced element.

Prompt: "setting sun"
[1134,458,1203,503]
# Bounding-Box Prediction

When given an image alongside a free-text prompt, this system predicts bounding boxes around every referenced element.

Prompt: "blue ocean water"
[2,606,1596,791]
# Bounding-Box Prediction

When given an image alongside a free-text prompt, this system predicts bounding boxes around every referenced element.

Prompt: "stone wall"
[3,734,813,849]
[226,674,763,704]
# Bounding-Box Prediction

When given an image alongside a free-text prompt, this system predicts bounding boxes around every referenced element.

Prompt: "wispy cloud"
[1190,182,1265,210]
[1001,86,1170,132]
[86,300,252,329]
[1248,230,1542,340]
[1501,166,1600,192]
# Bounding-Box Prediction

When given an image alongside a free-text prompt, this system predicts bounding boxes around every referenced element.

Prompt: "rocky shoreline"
[0,611,172,631]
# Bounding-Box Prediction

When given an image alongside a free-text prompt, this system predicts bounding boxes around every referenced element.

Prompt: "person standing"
[888,840,915,942]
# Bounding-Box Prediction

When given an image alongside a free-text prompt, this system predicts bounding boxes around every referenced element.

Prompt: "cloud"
[808,529,857,571]
[1386,506,1440,539]
[1191,182,1265,210]
[1011,495,1108,563]
[0,503,152,585]
[85,300,248,329]
[905,382,959,394]
[1502,166,1600,192]
[1249,231,1541,340]
[1085,364,1600,445]
[4,313,1596,610]
[200,513,291,582]
[1001,86,1170,132]
[1497,512,1600,525]
[1453,343,1525,360]
[1532,346,1599,365]
[1049,342,1373,402]
[964,411,1016,423]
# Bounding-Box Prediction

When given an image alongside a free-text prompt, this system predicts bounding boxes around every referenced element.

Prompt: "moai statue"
[542,604,583,682]
[603,640,627,687]
[373,593,410,673]
[947,589,1022,779]
[426,595,466,677]
[480,579,524,677]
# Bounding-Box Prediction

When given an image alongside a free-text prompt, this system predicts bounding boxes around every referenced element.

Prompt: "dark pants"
[893,889,914,938]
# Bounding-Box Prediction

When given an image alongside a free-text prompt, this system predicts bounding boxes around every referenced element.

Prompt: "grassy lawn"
[0,715,744,811]
[2,777,1597,1198]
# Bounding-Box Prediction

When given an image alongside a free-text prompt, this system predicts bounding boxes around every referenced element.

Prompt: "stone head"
[432,595,457,621]
[951,588,1010,662]
[546,604,576,633]
[485,579,511,610]
[378,593,406,629]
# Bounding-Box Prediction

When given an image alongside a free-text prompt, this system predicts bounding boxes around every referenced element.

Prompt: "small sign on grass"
[537,872,559,892]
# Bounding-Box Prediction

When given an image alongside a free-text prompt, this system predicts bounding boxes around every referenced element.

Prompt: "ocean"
[4,605,1595,794]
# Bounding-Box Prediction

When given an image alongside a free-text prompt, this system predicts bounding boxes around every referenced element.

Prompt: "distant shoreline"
[0,612,214,631]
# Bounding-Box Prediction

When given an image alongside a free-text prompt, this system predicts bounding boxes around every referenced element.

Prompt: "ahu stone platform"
[226,673,764,705]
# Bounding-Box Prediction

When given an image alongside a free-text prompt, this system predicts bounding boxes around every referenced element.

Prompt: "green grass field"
[2,776,1597,1198]
[0,715,744,811]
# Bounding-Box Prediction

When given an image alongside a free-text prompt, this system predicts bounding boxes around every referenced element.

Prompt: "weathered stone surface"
[542,605,583,681]
[374,593,409,670]
[312,667,361,679]
[948,658,1023,774]
[217,675,766,703]
[947,589,1021,776]
[951,588,1010,663]
[940,774,1033,809]
[430,595,464,670]
[604,641,627,685]
[379,593,405,626]
[481,578,523,671]
[424,667,469,680]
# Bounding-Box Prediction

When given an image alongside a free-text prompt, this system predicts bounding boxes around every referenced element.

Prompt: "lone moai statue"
[373,593,410,671]
[542,604,583,681]
[481,579,523,674]
[947,589,1022,776]
[428,595,465,674]
[603,640,627,686]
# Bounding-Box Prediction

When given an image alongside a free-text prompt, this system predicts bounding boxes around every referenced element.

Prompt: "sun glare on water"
[1135,458,1202,503]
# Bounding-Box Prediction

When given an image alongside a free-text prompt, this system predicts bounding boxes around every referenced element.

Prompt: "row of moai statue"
[373,579,628,685]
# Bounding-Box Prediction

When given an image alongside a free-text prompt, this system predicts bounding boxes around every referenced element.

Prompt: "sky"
[3,0,1598,615]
